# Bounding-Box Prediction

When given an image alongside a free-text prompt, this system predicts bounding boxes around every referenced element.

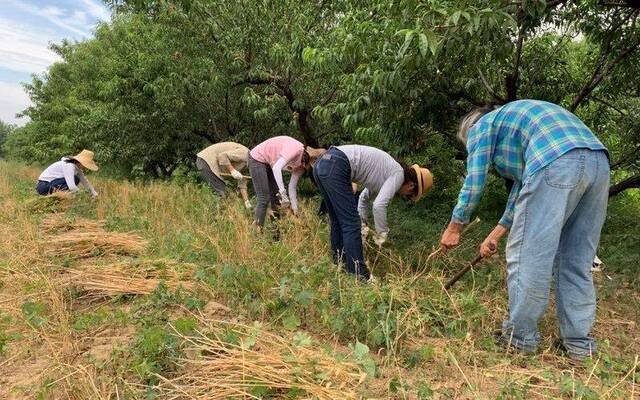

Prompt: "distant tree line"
[3,0,639,195]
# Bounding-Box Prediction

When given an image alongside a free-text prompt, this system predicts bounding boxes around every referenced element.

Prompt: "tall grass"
[0,160,638,399]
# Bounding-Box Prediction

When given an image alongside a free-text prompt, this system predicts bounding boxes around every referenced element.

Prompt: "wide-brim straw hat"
[71,149,99,171]
[411,164,433,202]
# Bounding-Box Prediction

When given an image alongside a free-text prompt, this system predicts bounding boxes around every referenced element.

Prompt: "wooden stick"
[444,242,496,290]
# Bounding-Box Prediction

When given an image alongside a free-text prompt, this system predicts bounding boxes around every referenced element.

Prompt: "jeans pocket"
[316,158,335,178]
[544,154,585,189]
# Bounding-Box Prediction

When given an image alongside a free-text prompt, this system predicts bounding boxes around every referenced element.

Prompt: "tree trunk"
[609,174,640,197]
[296,109,319,147]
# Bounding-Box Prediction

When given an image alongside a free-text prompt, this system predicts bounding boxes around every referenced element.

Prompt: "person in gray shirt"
[313,145,433,280]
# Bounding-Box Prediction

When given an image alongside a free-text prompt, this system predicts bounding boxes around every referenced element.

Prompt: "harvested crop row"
[61,261,194,296]
[42,230,148,259]
[155,319,366,399]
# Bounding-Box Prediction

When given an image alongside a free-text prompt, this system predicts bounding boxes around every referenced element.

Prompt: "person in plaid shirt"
[440,100,609,361]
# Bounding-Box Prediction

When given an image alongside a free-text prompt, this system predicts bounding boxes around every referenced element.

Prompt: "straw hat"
[411,164,433,202]
[71,150,99,171]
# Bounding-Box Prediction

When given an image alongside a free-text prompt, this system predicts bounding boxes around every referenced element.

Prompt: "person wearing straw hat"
[313,145,433,280]
[248,136,325,227]
[439,100,609,361]
[36,150,99,198]
[196,142,252,209]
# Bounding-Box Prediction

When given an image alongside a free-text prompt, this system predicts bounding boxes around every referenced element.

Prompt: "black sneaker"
[552,339,592,364]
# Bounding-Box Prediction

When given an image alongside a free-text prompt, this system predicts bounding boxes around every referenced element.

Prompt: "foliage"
[1,161,639,397]
[0,120,14,157]
[4,0,639,194]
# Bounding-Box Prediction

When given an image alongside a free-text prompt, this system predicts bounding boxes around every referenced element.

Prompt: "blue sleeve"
[498,181,521,228]
[451,122,496,224]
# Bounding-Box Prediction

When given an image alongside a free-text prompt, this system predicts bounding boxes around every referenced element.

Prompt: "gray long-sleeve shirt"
[338,145,404,233]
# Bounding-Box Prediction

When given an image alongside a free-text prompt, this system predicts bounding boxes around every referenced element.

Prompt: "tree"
[0,120,14,157]
[6,0,640,195]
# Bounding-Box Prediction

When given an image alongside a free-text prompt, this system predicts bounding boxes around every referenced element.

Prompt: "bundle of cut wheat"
[43,230,148,258]
[155,320,365,399]
[62,262,194,296]
[40,215,105,235]
[25,191,74,213]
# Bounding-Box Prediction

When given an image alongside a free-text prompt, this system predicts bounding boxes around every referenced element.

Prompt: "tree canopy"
[4,0,640,193]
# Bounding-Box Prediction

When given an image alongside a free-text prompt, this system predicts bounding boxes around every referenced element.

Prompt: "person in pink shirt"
[248,136,324,227]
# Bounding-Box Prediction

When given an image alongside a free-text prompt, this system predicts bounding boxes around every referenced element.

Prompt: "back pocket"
[544,153,585,189]
[315,157,335,178]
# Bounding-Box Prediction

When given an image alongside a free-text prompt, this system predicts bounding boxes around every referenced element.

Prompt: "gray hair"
[457,106,495,144]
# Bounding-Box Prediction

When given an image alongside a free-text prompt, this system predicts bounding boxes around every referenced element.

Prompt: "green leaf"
[353,340,369,359]
[282,314,301,330]
[450,11,461,25]
[418,33,428,57]
[398,30,415,58]
[292,331,312,347]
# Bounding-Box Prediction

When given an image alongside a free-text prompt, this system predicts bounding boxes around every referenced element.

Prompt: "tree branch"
[506,25,526,101]
[569,40,640,111]
[591,96,628,115]
[478,68,506,103]
[609,173,640,196]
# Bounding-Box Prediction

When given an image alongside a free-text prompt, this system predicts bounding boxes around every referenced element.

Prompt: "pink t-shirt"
[250,136,304,168]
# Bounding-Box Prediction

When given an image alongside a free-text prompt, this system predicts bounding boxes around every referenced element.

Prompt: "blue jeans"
[501,149,609,357]
[313,148,370,279]
[36,176,79,196]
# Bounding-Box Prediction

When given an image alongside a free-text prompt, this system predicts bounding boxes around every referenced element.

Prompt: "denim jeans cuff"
[497,330,538,353]
[563,340,597,358]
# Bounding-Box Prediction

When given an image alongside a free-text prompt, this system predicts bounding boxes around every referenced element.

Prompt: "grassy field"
[0,160,638,399]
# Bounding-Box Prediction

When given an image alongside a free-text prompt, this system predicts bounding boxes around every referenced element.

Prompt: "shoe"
[552,339,593,364]
[494,329,537,355]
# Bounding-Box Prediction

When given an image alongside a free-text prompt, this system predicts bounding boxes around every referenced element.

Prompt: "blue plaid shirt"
[452,100,607,228]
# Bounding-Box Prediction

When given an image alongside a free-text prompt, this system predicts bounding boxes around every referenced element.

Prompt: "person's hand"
[278,191,290,208]
[440,222,463,251]
[361,222,370,240]
[373,231,388,247]
[244,199,252,209]
[230,169,243,180]
[479,225,507,258]
[480,237,498,258]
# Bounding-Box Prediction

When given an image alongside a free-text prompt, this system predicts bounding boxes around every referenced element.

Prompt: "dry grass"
[61,261,195,297]
[43,228,148,259]
[24,191,74,213]
[1,161,639,399]
[155,318,365,400]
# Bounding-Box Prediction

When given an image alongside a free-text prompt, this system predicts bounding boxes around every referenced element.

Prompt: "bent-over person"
[439,100,609,361]
[313,145,432,280]
[196,142,251,208]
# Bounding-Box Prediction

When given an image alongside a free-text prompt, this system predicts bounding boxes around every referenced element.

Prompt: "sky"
[0,0,111,126]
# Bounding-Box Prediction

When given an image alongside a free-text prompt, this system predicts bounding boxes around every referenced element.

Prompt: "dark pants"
[36,176,79,196]
[313,147,370,279]
[248,154,280,227]
[196,157,227,196]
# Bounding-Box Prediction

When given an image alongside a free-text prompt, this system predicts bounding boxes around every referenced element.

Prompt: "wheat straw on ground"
[43,230,148,258]
[61,261,194,296]
[155,319,365,399]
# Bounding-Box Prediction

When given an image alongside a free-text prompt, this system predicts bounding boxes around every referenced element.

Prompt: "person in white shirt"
[36,150,99,198]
